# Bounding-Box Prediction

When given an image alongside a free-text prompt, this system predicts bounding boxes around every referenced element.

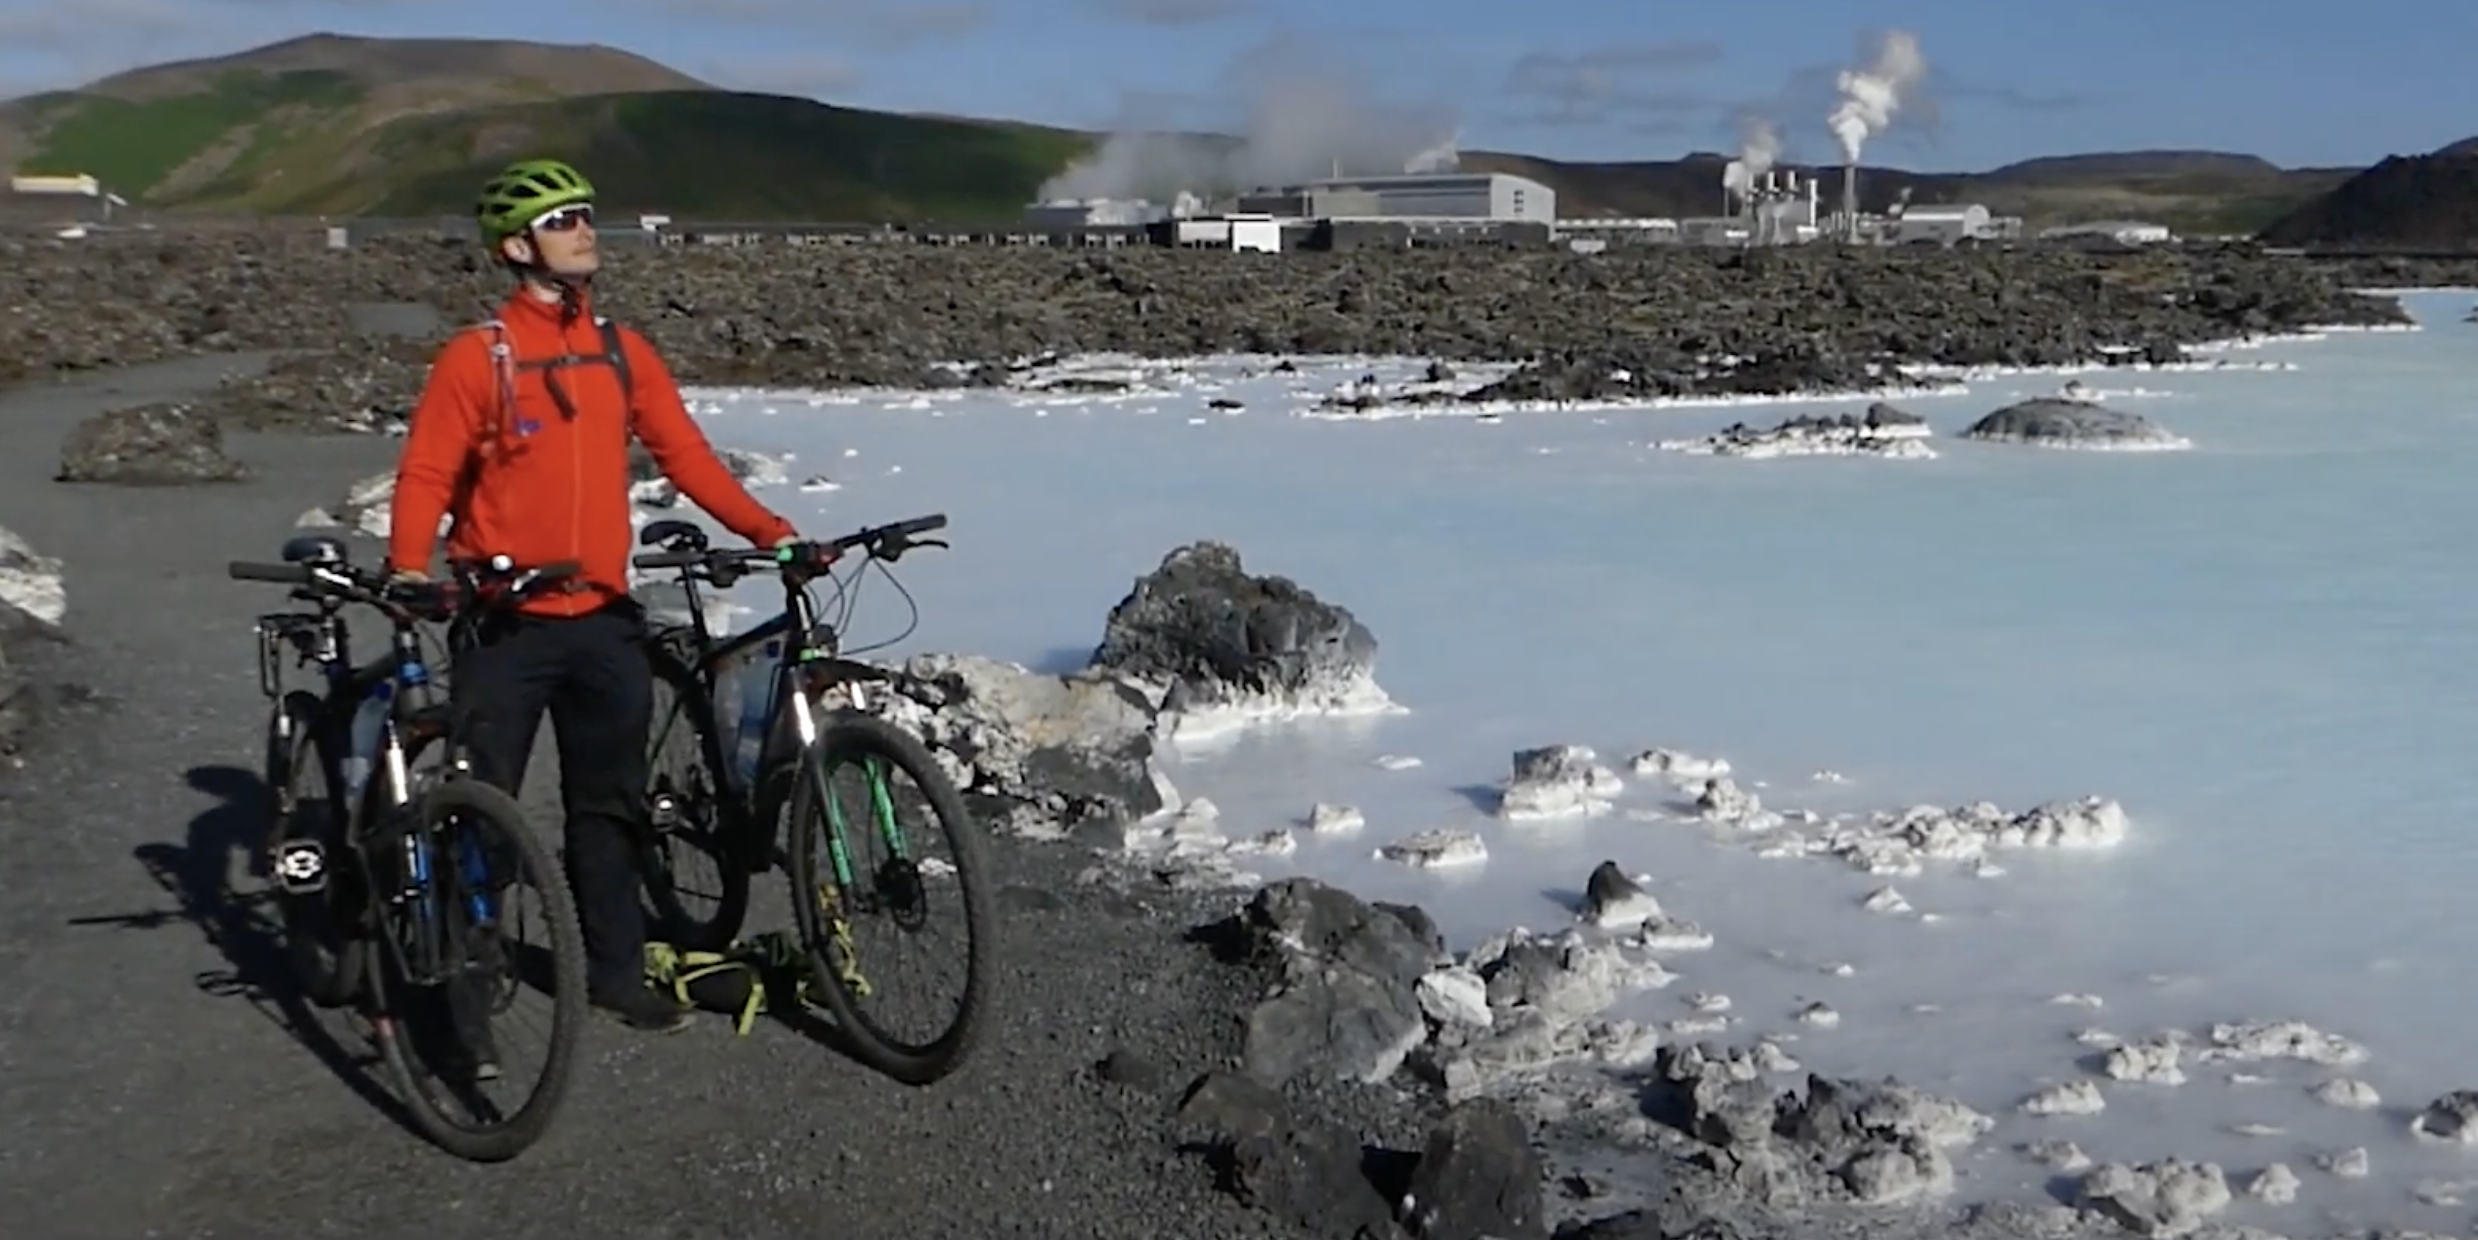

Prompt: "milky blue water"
[684,289,2478,1232]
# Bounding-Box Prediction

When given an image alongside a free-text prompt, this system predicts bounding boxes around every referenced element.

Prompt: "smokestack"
[1841,164,1858,241]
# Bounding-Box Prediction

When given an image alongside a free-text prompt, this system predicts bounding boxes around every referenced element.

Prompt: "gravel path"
[0,362,1434,1239]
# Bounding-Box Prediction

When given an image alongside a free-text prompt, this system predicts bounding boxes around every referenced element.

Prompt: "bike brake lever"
[912,538,950,551]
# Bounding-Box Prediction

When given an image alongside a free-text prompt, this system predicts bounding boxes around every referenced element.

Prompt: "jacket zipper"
[568,318,585,615]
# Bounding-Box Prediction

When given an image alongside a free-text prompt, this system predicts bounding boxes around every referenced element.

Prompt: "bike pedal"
[272,840,329,894]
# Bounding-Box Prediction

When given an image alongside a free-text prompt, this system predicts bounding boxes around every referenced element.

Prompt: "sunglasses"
[529,204,595,233]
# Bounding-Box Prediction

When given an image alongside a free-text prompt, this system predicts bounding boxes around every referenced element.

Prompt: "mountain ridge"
[0,32,2452,237]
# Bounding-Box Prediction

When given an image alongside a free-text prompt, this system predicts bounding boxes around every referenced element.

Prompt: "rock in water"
[1655,409,1937,459]
[56,402,248,484]
[1580,860,1661,929]
[1091,541,1382,716]
[1960,398,2189,450]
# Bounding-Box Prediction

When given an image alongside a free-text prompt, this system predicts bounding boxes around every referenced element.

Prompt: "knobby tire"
[789,712,998,1085]
[642,643,754,951]
[375,776,588,1163]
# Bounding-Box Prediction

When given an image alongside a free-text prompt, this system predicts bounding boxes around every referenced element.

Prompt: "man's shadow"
[66,763,413,1132]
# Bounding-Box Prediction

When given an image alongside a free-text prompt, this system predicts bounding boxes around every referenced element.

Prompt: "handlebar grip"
[884,513,948,539]
[229,561,311,584]
[632,550,703,569]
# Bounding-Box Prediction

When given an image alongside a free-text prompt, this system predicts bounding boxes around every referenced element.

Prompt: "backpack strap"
[598,316,635,410]
[475,314,638,435]
[472,318,520,459]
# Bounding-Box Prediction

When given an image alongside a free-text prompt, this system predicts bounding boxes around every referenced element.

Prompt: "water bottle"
[341,682,393,799]
[726,639,782,783]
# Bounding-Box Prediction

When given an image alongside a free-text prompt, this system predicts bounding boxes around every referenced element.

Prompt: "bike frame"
[645,559,912,887]
[259,588,495,990]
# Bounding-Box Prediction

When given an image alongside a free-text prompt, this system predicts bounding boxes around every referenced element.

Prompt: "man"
[385,158,799,1037]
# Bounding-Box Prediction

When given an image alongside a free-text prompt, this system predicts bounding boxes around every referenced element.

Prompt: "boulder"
[1648,1044,1996,1207]
[856,653,1175,840]
[1091,541,1382,719]
[1215,877,1442,1088]
[1177,1070,1548,1240]
[0,525,72,760]
[56,402,248,484]
[0,525,67,628]
[2076,1158,2231,1237]
[1960,399,2188,450]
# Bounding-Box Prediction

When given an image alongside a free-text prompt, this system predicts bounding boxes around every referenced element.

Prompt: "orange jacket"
[386,289,796,618]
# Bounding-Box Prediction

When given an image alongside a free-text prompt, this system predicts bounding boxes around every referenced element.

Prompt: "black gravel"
[0,357,1443,1239]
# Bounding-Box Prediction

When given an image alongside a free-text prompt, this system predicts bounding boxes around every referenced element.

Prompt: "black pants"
[452,599,651,999]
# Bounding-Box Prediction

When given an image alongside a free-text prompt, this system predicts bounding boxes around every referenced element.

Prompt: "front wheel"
[788,713,998,1085]
[374,776,588,1163]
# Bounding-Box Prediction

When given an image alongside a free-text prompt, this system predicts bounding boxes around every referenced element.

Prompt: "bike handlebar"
[631,513,949,576]
[226,555,582,621]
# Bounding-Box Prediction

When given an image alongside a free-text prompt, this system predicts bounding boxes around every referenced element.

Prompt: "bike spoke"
[806,749,971,1049]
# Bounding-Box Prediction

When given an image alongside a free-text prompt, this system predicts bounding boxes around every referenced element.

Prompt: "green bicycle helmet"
[475,158,596,246]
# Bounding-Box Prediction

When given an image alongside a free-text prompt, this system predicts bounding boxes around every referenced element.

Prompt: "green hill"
[0,31,1089,222]
[0,31,2386,231]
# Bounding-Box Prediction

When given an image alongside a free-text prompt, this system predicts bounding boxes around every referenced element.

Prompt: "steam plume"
[1036,39,1460,203]
[1826,29,1926,164]
[1720,116,1782,198]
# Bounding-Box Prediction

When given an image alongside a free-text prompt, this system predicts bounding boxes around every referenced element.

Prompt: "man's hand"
[772,533,801,549]
[387,566,431,585]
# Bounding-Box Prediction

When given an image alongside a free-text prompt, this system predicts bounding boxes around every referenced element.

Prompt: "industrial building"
[1731,169,1825,244]
[1889,203,1999,246]
[1150,213,1281,253]
[2038,219,2174,246]
[1235,173,1555,224]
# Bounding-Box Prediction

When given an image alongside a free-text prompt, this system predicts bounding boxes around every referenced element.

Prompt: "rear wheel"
[788,713,998,1085]
[373,776,587,1163]
[263,690,364,1009]
[641,646,752,952]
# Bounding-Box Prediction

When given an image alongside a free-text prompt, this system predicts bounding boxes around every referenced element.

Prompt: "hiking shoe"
[591,983,694,1034]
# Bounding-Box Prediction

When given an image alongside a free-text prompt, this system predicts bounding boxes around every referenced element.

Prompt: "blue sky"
[1,0,2472,172]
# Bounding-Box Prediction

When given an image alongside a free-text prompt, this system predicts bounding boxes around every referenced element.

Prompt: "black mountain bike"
[231,535,588,1163]
[630,514,996,1084]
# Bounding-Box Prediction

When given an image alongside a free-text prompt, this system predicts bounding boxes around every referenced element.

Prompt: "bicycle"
[630,513,997,1084]
[230,535,588,1163]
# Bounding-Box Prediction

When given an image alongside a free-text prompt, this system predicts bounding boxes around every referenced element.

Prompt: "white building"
[1159,214,1282,253]
[1236,173,1555,224]
[1891,203,1994,246]
[2038,219,2174,245]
